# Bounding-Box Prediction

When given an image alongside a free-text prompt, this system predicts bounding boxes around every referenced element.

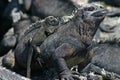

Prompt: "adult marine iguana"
[4,5,107,80]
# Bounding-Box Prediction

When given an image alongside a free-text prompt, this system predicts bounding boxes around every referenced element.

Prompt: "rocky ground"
[0,0,120,80]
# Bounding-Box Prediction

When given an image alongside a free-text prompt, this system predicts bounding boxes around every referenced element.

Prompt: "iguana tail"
[27,38,33,78]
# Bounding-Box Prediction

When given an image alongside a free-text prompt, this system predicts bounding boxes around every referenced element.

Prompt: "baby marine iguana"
[14,5,106,80]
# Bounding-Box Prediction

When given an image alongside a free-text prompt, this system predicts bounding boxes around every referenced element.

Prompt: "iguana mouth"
[90,9,108,17]
[82,3,108,17]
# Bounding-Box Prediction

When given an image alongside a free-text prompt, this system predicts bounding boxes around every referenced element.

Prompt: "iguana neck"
[74,18,96,45]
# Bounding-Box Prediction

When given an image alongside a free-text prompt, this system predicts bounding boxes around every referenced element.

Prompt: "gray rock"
[0,66,29,80]
[93,16,120,43]
[31,0,76,18]
[91,43,120,74]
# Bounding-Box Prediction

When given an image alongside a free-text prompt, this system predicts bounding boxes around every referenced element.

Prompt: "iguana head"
[74,4,108,43]
[44,16,59,36]
[75,4,107,28]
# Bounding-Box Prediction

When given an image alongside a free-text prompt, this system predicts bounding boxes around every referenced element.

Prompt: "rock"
[100,0,120,7]
[2,50,15,69]
[0,66,30,80]
[93,16,120,43]
[91,43,120,75]
[89,0,120,7]
[0,28,16,56]
[31,0,76,18]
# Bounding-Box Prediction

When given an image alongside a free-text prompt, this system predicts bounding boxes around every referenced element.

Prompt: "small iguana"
[2,15,62,71]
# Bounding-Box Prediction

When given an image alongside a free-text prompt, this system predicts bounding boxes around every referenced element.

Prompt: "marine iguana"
[2,5,107,80]
[1,16,60,67]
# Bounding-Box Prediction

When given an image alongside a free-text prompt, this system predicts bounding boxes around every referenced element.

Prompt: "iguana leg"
[52,43,81,80]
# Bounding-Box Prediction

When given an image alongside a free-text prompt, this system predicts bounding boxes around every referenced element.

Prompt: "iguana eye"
[45,16,59,26]
[87,6,95,11]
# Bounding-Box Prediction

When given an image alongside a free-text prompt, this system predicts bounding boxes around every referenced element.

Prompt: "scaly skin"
[14,5,106,80]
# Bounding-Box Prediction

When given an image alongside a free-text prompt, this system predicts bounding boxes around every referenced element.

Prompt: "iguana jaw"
[90,9,108,17]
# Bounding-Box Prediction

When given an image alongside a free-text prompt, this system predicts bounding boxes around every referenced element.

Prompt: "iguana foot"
[60,70,81,80]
